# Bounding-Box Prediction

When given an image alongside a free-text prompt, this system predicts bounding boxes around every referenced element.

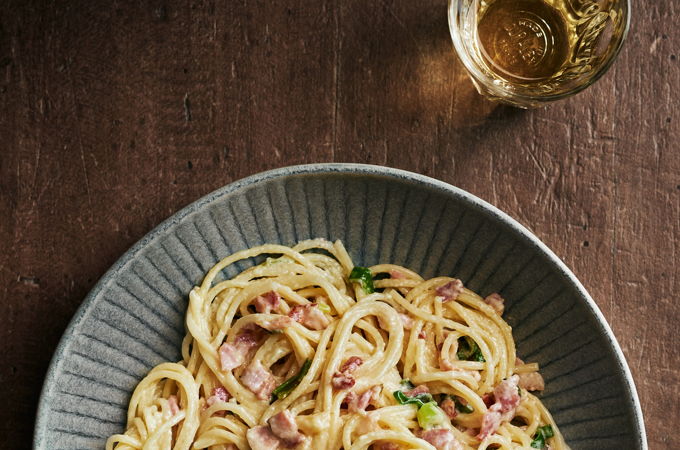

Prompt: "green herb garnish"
[453,396,474,414]
[417,401,447,429]
[316,302,331,314]
[271,359,312,400]
[530,425,555,448]
[456,336,485,362]
[393,390,434,408]
[349,266,375,294]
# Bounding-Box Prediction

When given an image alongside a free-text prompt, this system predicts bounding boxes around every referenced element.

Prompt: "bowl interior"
[34,164,645,449]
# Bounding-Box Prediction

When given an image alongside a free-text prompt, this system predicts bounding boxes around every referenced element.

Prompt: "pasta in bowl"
[107,239,568,450]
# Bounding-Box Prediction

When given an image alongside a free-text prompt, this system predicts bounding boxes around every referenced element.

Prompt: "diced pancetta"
[482,393,494,407]
[167,395,180,415]
[332,356,363,390]
[517,371,545,391]
[420,428,463,450]
[346,385,381,412]
[418,330,426,339]
[241,359,278,400]
[288,304,330,330]
[436,280,464,302]
[389,270,406,279]
[399,313,413,330]
[403,384,429,397]
[340,356,364,373]
[246,426,281,450]
[268,410,305,446]
[219,327,265,371]
[332,373,356,390]
[483,293,504,315]
[219,342,247,371]
[477,375,521,440]
[439,353,455,371]
[253,290,281,314]
[206,386,231,406]
[515,357,545,391]
[440,397,457,419]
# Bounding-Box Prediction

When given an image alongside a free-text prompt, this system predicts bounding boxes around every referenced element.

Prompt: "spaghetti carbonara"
[106,239,569,450]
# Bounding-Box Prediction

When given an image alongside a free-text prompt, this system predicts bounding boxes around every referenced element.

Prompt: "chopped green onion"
[349,266,375,294]
[400,379,415,390]
[456,336,485,362]
[454,397,474,414]
[316,302,331,314]
[417,401,447,429]
[393,390,434,408]
[530,425,555,448]
[271,359,312,400]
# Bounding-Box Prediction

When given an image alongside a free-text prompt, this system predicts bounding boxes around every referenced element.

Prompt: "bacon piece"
[420,429,463,450]
[253,290,281,314]
[389,270,406,279]
[241,359,278,400]
[517,371,545,391]
[332,374,356,390]
[246,425,282,450]
[418,330,427,339]
[332,356,363,390]
[399,313,413,330]
[515,357,545,391]
[436,280,464,302]
[483,293,504,315]
[219,327,265,371]
[346,386,381,412]
[440,397,458,420]
[340,356,364,373]
[477,375,521,440]
[288,304,330,330]
[206,386,231,406]
[268,410,305,446]
[439,353,455,371]
[482,393,494,407]
[219,342,250,371]
[403,384,429,397]
[167,395,180,415]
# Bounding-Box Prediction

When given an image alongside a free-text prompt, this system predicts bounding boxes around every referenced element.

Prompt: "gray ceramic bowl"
[34,164,646,449]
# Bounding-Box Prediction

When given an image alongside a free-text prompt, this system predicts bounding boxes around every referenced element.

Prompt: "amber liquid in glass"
[477,0,570,82]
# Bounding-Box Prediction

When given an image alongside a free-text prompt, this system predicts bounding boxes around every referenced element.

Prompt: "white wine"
[477,0,570,82]
[448,0,629,106]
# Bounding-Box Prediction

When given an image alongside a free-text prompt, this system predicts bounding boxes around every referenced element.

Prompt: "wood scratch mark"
[383,139,389,166]
[183,93,192,122]
[67,74,93,214]
[526,146,548,181]
[30,147,41,201]
[650,35,662,54]
[490,151,499,205]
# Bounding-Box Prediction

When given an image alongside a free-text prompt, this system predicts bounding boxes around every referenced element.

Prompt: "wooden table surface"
[1,0,677,448]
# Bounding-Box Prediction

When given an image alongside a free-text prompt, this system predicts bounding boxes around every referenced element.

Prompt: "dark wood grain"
[1,0,677,448]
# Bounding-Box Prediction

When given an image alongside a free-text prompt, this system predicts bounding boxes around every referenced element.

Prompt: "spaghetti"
[106,239,569,450]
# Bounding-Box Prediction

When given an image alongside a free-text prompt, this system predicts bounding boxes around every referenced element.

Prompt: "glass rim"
[447,0,632,103]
